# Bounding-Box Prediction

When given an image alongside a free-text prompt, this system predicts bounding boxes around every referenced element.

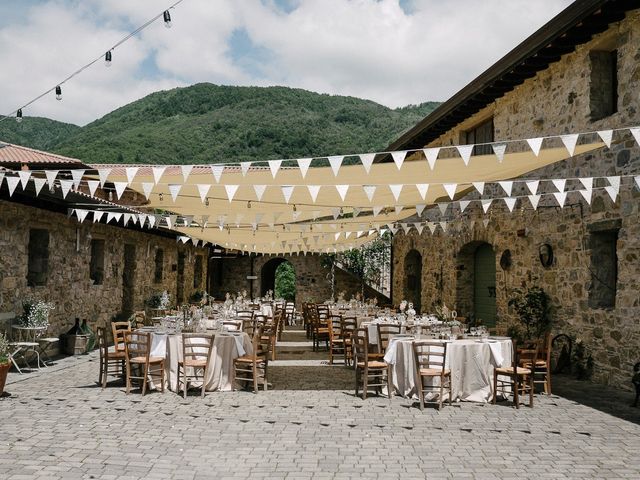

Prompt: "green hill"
[0,117,80,152]
[3,83,439,164]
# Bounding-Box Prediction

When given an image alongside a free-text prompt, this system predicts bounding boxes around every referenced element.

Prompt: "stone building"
[389,1,640,388]
[0,144,208,336]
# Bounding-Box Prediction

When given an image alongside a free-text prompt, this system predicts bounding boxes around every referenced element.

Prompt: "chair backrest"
[252,325,270,360]
[516,341,540,370]
[328,315,342,340]
[182,333,214,365]
[124,331,151,362]
[377,323,402,351]
[96,326,108,359]
[236,310,254,322]
[540,331,552,364]
[351,328,369,364]
[316,304,329,320]
[131,310,147,329]
[111,321,131,353]
[341,316,357,336]
[412,340,447,374]
[223,320,242,331]
[272,309,285,335]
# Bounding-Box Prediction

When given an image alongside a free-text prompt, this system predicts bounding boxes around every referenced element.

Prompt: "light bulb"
[16,109,23,123]
[55,86,62,101]
[105,51,112,67]
[163,10,172,28]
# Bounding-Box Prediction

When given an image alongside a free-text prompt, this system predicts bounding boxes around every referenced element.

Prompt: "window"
[27,229,49,286]
[464,118,494,155]
[588,228,618,309]
[590,50,618,121]
[193,255,203,289]
[154,249,164,283]
[89,239,105,285]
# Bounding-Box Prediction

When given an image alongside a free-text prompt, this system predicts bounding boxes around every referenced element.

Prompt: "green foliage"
[0,332,9,364]
[0,116,80,151]
[274,262,296,301]
[0,84,439,164]
[336,232,391,286]
[507,286,552,340]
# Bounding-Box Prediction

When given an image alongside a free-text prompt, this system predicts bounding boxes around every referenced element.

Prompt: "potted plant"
[18,299,54,329]
[0,332,10,396]
[507,286,552,341]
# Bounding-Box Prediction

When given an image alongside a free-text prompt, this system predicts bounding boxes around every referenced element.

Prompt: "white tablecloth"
[383,337,512,402]
[147,332,252,392]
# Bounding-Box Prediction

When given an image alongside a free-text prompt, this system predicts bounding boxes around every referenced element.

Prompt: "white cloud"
[0,0,573,125]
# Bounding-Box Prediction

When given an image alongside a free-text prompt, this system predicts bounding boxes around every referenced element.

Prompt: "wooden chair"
[111,321,131,356]
[131,310,147,330]
[524,332,552,395]
[96,325,126,389]
[493,341,539,408]
[124,331,165,396]
[261,319,278,361]
[370,323,401,359]
[222,320,243,331]
[412,340,452,410]
[177,333,215,399]
[489,325,508,336]
[352,328,391,400]
[273,309,286,342]
[327,314,346,364]
[284,301,296,326]
[234,326,270,393]
[311,308,329,352]
[236,310,254,323]
[341,316,357,366]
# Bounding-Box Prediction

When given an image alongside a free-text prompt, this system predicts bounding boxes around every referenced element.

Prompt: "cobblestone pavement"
[1,328,639,479]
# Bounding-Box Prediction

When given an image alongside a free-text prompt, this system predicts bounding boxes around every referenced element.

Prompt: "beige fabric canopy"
[90,141,603,253]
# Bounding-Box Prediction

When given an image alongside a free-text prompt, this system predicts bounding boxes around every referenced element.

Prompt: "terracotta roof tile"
[0,142,86,167]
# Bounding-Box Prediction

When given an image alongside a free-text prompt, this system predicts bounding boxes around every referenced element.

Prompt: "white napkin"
[230,333,246,356]
[488,341,504,367]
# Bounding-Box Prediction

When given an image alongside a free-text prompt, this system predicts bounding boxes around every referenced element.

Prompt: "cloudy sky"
[0,0,573,126]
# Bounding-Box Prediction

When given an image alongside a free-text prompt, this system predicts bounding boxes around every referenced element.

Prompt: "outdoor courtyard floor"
[1,328,639,480]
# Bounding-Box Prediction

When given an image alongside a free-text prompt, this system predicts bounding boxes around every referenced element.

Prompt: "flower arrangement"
[19,300,54,328]
[159,291,170,310]
[0,332,9,364]
[433,302,451,323]
[399,300,407,313]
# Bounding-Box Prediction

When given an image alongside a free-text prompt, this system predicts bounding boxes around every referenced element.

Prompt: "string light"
[205,197,209,206]
[159,193,164,201]
[247,200,251,208]
[16,109,22,123]
[163,10,172,28]
[55,86,62,101]
[104,51,112,67]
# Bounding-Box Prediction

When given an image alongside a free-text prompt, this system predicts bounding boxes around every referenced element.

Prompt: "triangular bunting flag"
[414,223,424,235]
[395,206,403,215]
[504,197,517,212]
[297,158,312,178]
[389,184,403,202]
[498,181,513,196]
[125,167,138,185]
[415,204,426,216]
[492,143,507,162]
[87,180,100,197]
[335,185,349,201]
[428,223,437,234]
[606,176,621,192]
[113,182,127,200]
[239,162,251,177]
[328,156,343,176]
[152,166,166,185]
[268,160,282,178]
[416,184,429,200]
[456,145,473,166]
[527,137,544,156]
[459,200,470,213]
[635,176,640,190]
[525,180,539,195]
[481,198,493,213]
[400,223,411,234]
[359,153,375,174]
[253,184,266,201]
[141,182,153,200]
[307,185,321,203]
[180,165,193,182]
[605,186,618,203]
[75,209,89,224]
[210,164,224,183]
[579,190,592,205]
[59,179,73,199]
[579,177,593,190]
[168,184,182,203]
[629,127,640,147]
[225,185,239,202]
[553,191,567,207]
[423,148,439,170]
[6,177,20,197]
[332,208,341,220]
[391,151,407,170]
[97,168,110,187]
[483,219,490,228]
[33,177,46,196]
[560,134,579,156]
[597,130,613,148]
[372,206,383,217]
[363,185,376,202]
[93,211,104,223]
[438,203,448,216]
[473,182,485,195]
[45,170,59,188]
[197,184,210,203]
[552,179,566,192]
[443,183,457,200]
[528,194,541,210]
[282,185,295,203]
[439,221,448,232]
[18,171,31,189]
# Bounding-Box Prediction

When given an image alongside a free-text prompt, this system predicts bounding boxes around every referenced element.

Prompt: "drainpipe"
[389,232,394,305]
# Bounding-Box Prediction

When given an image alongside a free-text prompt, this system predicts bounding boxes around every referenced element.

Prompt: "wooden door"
[473,244,496,327]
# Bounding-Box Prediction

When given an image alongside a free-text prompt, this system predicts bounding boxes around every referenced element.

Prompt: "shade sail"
[88,141,603,252]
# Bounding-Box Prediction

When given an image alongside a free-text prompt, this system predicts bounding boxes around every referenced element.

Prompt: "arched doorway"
[403,249,422,312]
[261,258,296,301]
[456,242,496,327]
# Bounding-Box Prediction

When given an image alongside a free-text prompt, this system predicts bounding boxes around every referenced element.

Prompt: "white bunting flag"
[389,184,403,202]
[210,164,224,183]
[391,151,407,170]
[168,214,178,229]
[438,203,448,216]
[372,206,383,217]
[560,134,579,156]
[456,145,473,166]
[168,184,182,202]
[138,214,148,227]
[415,204,426,216]
[635,176,640,190]
[106,212,117,224]
[359,153,375,174]
[525,180,539,195]
[414,223,424,235]
[335,185,349,201]
[45,170,59,188]
[268,160,282,178]
[439,221,448,233]
[553,191,567,207]
[332,208,341,220]
[282,185,295,203]
[528,194,541,210]
[93,211,104,223]
[481,198,493,213]
[387,224,398,235]
[87,180,100,197]
[0,172,6,187]
[18,171,31,189]
[423,148,439,170]
[498,181,513,196]
[416,184,429,201]
[459,200,470,213]
[6,176,20,197]
[140,182,153,200]
[97,168,110,187]
[312,210,321,220]
[60,179,73,199]
[112,181,126,200]
[629,127,640,147]
[125,167,138,185]
[597,130,613,148]
[606,176,621,193]
[579,189,592,205]
[428,223,437,234]
[579,177,593,190]
[504,197,517,212]
[443,183,457,200]
[483,219,490,228]
[307,185,320,203]
[75,209,89,224]
[472,182,485,195]
[253,184,266,201]
[395,206,403,215]
[363,185,376,202]
[492,143,507,163]
[400,223,411,234]
[297,158,312,178]
[328,156,343,176]
[180,165,193,182]
[353,207,361,218]
[552,179,566,192]
[152,166,166,184]
[605,186,618,202]
[197,184,210,203]
[225,185,239,202]
[527,137,544,156]
[33,177,46,196]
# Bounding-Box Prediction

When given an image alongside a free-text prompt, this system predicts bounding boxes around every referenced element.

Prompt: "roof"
[389,0,637,151]
[0,141,89,169]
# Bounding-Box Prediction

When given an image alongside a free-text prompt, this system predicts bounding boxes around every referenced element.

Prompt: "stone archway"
[403,249,422,312]
[456,241,496,327]
[261,257,296,300]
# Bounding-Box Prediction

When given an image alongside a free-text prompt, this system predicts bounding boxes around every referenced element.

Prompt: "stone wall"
[392,9,640,389]
[0,199,208,339]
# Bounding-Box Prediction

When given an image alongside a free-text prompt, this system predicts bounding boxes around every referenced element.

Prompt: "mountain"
[3,83,439,164]
[0,117,80,152]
